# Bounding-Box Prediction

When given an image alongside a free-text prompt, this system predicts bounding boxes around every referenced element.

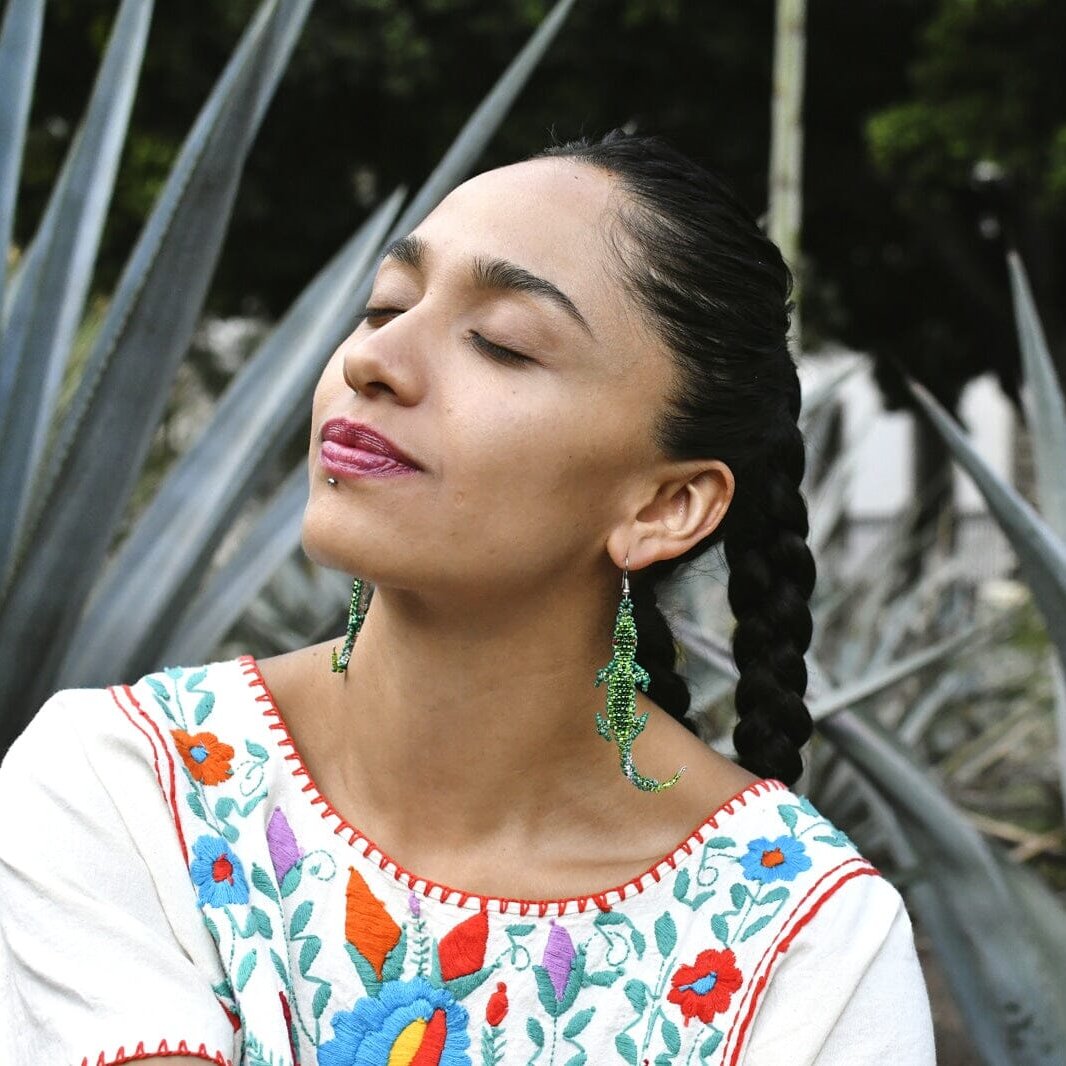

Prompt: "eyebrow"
[379,233,594,338]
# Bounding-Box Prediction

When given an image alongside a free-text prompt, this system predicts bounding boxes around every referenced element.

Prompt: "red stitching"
[82,1036,233,1065]
[108,685,189,867]
[723,860,881,1065]
[238,653,788,917]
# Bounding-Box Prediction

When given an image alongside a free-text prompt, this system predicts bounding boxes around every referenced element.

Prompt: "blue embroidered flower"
[190,834,249,907]
[319,976,471,1065]
[739,835,812,883]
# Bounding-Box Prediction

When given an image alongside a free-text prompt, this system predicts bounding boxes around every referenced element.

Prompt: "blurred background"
[3,2,1066,1062]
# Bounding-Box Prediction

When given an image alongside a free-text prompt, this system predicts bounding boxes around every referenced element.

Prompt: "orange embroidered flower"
[172,729,235,785]
[667,947,744,1026]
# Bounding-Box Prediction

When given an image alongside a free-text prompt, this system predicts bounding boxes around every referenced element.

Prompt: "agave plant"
[667,248,1066,1064]
[0,0,578,752]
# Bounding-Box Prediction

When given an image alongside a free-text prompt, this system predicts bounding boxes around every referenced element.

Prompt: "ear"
[606,460,734,572]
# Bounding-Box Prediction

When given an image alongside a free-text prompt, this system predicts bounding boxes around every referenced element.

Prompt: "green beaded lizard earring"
[330,572,370,673]
[594,553,686,793]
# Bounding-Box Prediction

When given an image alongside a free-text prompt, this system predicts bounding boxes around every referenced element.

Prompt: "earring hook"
[622,552,630,598]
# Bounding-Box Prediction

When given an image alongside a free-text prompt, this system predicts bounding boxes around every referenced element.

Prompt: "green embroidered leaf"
[235,948,257,991]
[661,1018,681,1055]
[164,667,184,679]
[631,929,646,957]
[797,796,819,818]
[187,790,206,819]
[691,891,714,909]
[564,1052,587,1066]
[729,882,748,909]
[444,964,496,1001]
[299,935,321,975]
[193,693,215,726]
[594,911,627,926]
[269,947,290,988]
[614,1033,638,1065]
[146,677,171,701]
[533,964,564,1018]
[654,913,677,958]
[345,941,381,997]
[250,863,279,903]
[383,928,408,985]
[624,979,647,1011]
[245,739,269,760]
[700,1030,723,1059]
[672,868,690,902]
[702,836,734,849]
[813,832,849,847]
[280,863,302,897]
[215,797,237,819]
[582,969,620,987]
[220,822,239,843]
[505,922,536,936]
[526,1017,545,1048]
[251,906,273,938]
[654,1055,672,1066]
[312,981,332,1019]
[184,668,208,690]
[563,1008,594,1039]
[202,913,220,943]
[290,900,313,937]
[759,887,789,906]
[739,914,773,942]
[777,804,798,831]
[710,913,729,944]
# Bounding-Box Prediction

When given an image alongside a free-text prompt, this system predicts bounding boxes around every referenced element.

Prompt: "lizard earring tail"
[331,576,370,673]
[594,554,686,793]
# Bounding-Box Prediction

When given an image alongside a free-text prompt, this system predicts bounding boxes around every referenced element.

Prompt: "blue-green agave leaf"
[56,188,404,687]
[161,462,309,666]
[0,0,152,584]
[0,0,314,730]
[0,0,43,326]
[819,708,1066,1061]
[1007,249,1066,540]
[904,377,1066,660]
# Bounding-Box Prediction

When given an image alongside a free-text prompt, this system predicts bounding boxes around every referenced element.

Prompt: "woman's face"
[303,157,683,599]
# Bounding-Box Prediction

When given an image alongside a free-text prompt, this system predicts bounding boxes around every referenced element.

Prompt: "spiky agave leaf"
[0,0,43,326]
[0,0,315,744]
[0,0,152,585]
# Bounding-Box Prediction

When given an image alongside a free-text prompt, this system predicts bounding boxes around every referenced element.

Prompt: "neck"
[317,573,640,851]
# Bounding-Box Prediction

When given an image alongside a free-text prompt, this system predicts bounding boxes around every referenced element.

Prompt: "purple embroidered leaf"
[266,806,302,881]
[543,919,575,999]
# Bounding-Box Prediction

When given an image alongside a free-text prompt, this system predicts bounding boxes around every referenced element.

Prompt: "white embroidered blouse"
[0,654,936,1065]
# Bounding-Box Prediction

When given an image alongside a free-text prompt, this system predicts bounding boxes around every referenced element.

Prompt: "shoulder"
[660,784,933,1064]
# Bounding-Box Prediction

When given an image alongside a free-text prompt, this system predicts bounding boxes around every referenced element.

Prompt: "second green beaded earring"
[594,554,686,793]
[331,574,370,673]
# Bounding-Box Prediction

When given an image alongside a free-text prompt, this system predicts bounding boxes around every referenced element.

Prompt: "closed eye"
[355,306,535,367]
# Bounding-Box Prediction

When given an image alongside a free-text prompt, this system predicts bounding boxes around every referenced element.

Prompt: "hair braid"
[723,374,816,785]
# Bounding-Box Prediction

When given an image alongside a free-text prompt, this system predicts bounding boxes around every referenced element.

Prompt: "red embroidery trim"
[81,1037,233,1065]
[108,684,190,866]
[723,858,882,1065]
[238,653,789,917]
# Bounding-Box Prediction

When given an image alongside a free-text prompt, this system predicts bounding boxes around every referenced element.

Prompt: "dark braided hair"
[532,129,817,788]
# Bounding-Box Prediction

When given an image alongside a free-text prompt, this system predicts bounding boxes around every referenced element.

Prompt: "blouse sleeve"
[739,869,937,1065]
[0,688,238,1066]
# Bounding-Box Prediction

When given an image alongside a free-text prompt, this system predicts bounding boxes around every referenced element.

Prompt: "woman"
[0,130,935,1065]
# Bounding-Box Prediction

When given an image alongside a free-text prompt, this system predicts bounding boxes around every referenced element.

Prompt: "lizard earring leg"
[331,575,370,673]
[593,552,686,793]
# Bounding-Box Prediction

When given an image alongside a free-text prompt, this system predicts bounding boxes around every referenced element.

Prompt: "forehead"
[403,158,638,341]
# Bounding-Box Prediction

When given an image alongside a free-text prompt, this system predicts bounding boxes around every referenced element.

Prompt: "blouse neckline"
[237,653,789,917]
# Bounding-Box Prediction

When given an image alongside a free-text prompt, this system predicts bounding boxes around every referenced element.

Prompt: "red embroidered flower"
[667,947,744,1026]
[485,981,508,1027]
[172,729,235,785]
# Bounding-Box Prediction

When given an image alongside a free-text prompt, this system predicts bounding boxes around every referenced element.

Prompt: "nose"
[340,314,424,403]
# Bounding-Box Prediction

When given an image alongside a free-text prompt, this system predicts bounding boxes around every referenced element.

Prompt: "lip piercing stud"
[327,477,338,485]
